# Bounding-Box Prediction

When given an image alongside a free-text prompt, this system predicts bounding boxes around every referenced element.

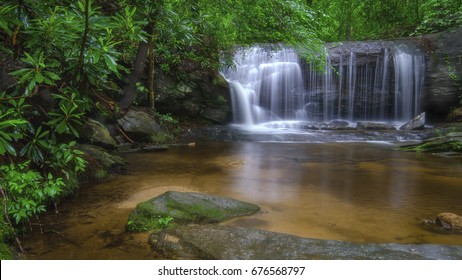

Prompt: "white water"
[222,44,425,127]
[222,47,304,125]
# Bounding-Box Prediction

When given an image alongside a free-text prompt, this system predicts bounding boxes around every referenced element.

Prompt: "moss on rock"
[127,191,260,232]
[400,132,462,154]
[78,144,126,182]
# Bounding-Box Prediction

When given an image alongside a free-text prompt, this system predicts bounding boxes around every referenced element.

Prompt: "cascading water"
[222,43,425,128]
[393,48,426,121]
[222,47,304,126]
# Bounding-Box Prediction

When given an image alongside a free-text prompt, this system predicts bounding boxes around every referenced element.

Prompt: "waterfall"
[393,48,425,121]
[222,47,304,125]
[222,43,425,126]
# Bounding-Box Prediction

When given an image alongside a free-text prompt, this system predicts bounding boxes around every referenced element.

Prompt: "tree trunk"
[147,36,156,111]
[74,0,90,85]
[119,41,149,108]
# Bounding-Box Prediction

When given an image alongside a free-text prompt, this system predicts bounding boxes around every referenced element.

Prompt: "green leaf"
[35,72,44,83]
[103,54,118,73]
[46,71,61,81]
[69,125,80,137]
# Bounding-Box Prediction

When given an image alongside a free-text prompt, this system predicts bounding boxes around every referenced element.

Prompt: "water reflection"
[212,142,462,244]
[22,141,462,259]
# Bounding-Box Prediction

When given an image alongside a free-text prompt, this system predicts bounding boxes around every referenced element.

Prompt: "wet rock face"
[356,121,397,130]
[149,225,462,260]
[128,192,260,232]
[420,29,462,121]
[400,112,426,130]
[155,70,232,124]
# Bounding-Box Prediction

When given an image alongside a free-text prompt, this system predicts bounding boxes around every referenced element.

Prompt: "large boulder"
[117,109,161,137]
[148,225,462,260]
[117,109,173,143]
[79,118,117,149]
[77,144,126,182]
[400,112,426,130]
[127,192,260,232]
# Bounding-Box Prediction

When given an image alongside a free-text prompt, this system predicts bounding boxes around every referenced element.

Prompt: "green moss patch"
[127,191,260,232]
[400,132,462,154]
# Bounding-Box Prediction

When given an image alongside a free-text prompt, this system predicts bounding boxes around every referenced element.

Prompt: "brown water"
[22,141,462,259]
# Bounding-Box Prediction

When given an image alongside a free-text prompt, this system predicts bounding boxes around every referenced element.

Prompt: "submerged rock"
[421,213,462,234]
[400,112,426,130]
[436,213,462,232]
[149,225,462,260]
[127,192,260,232]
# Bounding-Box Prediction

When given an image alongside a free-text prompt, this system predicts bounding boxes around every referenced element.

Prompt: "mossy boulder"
[79,118,117,149]
[400,132,462,154]
[127,191,260,232]
[116,109,174,144]
[78,144,126,182]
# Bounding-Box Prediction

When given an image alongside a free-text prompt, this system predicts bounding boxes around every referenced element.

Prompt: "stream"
[21,135,462,260]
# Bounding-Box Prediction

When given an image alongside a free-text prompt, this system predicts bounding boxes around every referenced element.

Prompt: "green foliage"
[127,202,175,232]
[154,112,181,136]
[443,53,462,105]
[0,3,19,37]
[413,0,462,35]
[48,141,87,175]
[127,214,175,232]
[155,112,179,127]
[47,90,86,137]
[158,216,174,227]
[0,161,65,224]
[9,51,61,96]
[0,90,87,236]
[112,6,147,62]
[311,0,462,41]
[19,126,50,163]
[197,0,325,64]
[0,109,27,156]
